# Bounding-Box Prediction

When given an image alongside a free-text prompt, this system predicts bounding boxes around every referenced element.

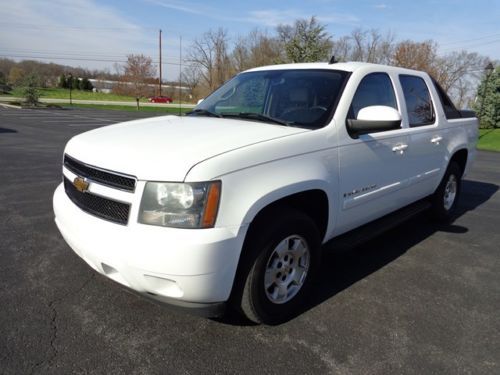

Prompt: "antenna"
[329,55,337,64]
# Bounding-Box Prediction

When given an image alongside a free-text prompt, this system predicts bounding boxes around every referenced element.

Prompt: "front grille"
[64,177,130,225]
[64,154,136,192]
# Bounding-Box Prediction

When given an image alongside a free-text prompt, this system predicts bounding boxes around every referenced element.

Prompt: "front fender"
[210,152,338,238]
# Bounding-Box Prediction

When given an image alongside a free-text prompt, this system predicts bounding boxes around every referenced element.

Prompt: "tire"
[430,161,462,221]
[233,208,321,324]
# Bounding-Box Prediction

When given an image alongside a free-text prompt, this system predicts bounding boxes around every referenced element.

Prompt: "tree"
[180,65,201,99]
[473,66,499,128]
[58,74,67,88]
[231,29,282,72]
[331,28,395,64]
[188,28,232,94]
[276,16,332,63]
[74,77,81,90]
[115,54,156,98]
[21,74,40,106]
[81,77,93,91]
[8,66,25,86]
[392,40,439,75]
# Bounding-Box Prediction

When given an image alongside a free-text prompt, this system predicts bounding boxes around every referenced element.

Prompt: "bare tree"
[113,54,156,98]
[392,40,439,74]
[188,28,232,94]
[180,64,202,99]
[392,41,488,108]
[231,29,282,72]
[332,29,395,64]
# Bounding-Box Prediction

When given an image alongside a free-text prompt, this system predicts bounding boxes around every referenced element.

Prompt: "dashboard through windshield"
[189,69,349,129]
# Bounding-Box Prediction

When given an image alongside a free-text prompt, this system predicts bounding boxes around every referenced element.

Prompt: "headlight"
[138,181,221,228]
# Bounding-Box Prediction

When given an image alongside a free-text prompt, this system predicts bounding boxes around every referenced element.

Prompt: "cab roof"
[244,61,424,76]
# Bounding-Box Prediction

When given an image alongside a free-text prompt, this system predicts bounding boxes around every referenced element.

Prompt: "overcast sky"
[1,0,499,80]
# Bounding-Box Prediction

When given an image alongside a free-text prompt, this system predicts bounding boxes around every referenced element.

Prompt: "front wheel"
[430,161,462,221]
[234,209,321,324]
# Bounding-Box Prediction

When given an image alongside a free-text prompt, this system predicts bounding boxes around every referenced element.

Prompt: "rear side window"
[399,75,435,127]
[349,73,398,119]
[431,78,461,119]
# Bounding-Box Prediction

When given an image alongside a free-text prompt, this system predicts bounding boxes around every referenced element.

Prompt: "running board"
[323,200,431,252]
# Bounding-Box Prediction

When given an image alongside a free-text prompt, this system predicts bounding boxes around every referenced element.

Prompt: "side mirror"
[197,98,204,105]
[347,106,401,136]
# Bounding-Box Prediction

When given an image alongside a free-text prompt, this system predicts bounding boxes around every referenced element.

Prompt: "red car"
[149,96,173,103]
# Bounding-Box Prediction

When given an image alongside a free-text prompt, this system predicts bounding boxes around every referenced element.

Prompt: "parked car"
[149,96,173,103]
[54,62,478,324]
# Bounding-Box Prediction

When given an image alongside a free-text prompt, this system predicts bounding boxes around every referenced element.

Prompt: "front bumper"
[53,183,245,310]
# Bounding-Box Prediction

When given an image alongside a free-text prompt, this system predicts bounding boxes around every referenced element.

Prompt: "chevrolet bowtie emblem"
[73,177,89,193]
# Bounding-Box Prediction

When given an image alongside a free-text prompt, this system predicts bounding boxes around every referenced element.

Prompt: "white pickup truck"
[53,62,478,324]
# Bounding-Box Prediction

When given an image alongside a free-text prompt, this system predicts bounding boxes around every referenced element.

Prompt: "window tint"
[431,78,461,119]
[349,73,398,119]
[399,75,435,126]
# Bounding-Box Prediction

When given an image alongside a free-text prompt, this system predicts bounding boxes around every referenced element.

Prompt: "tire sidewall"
[432,162,462,220]
[242,212,321,324]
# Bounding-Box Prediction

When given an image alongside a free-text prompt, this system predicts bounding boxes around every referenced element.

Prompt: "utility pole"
[179,35,182,116]
[68,72,73,105]
[159,29,162,97]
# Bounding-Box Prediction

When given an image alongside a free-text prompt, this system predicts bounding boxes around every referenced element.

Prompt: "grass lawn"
[65,103,190,114]
[9,87,146,102]
[478,129,500,152]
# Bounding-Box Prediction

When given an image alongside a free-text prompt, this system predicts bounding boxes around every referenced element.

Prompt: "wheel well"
[450,149,468,176]
[249,190,329,241]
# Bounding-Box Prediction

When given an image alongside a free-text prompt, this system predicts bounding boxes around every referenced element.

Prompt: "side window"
[431,78,461,119]
[349,73,398,119]
[399,75,435,127]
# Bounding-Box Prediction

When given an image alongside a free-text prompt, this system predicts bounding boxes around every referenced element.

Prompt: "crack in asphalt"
[29,273,95,374]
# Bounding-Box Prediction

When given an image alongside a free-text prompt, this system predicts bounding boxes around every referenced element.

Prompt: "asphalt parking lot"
[0,106,499,374]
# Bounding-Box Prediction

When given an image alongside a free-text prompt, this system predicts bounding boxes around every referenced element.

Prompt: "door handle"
[431,136,443,145]
[392,144,408,154]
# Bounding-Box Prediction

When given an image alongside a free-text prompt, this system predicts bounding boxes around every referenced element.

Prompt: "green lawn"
[65,103,190,114]
[9,87,145,102]
[478,129,500,152]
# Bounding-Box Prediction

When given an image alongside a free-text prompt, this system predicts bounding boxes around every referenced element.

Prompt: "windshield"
[190,69,348,129]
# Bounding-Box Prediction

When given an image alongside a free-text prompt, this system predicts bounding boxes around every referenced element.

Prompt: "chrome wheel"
[264,235,310,304]
[443,174,457,211]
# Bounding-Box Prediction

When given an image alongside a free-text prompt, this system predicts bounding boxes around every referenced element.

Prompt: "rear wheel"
[430,161,462,221]
[234,209,321,324]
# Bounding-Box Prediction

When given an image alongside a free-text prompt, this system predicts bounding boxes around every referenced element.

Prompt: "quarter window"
[399,75,435,126]
[349,73,398,119]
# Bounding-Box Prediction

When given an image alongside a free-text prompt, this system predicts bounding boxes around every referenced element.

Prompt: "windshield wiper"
[222,112,293,126]
[186,109,222,118]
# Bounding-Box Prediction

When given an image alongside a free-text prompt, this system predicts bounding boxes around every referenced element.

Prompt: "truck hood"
[65,115,307,181]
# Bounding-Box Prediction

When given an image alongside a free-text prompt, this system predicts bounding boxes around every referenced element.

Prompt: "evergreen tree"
[473,66,499,128]
[22,74,40,106]
[58,74,67,88]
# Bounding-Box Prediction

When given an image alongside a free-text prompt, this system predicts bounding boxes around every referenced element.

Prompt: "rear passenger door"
[399,75,445,197]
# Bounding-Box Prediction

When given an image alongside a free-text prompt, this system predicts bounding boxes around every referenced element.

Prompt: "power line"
[440,39,500,52]
[0,54,197,68]
[0,48,187,63]
[439,33,500,46]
